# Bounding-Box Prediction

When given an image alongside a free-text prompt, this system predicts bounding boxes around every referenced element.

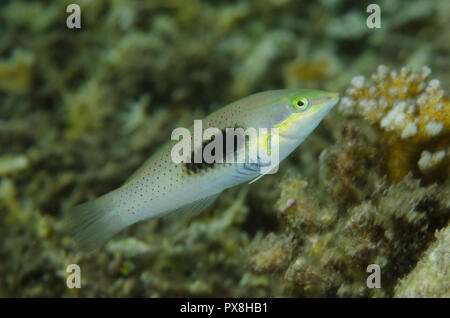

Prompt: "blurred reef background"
[0,0,449,297]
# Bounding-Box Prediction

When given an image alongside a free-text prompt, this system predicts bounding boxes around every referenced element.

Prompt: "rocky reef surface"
[0,0,448,297]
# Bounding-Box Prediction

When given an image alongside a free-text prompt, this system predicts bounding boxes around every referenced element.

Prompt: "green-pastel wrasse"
[69,89,339,251]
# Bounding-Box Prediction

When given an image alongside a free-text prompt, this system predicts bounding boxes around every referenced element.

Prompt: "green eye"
[293,96,309,111]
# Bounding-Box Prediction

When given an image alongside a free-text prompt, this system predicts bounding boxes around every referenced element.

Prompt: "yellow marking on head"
[274,113,305,135]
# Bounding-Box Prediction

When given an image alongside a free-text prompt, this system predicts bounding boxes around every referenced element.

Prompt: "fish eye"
[293,96,309,111]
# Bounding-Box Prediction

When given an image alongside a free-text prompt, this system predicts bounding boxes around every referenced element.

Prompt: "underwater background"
[0,0,449,297]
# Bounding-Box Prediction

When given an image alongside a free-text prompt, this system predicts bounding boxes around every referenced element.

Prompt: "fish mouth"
[328,93,340,106]
[315,94,339,116]
[311,93,340,106]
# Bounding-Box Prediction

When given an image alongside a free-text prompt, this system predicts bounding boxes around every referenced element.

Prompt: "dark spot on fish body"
[184,125,246,175]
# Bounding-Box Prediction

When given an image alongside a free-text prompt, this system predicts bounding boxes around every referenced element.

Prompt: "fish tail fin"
[68,192,127,252]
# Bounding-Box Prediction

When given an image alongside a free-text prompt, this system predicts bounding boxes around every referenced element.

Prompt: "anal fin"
[167,192,221,219]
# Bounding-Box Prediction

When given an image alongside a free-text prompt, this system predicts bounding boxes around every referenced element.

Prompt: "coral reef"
[339,65,449,182]
[247,126,449,297]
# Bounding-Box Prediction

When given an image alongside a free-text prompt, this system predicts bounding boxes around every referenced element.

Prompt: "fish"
[69,89,339,251]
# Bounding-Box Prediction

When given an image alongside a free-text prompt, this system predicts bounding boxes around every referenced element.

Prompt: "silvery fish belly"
[69,89,339,251]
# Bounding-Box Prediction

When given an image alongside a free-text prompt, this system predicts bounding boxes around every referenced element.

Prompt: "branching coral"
[247,232,293,274]
[1,0,449,298]
[247,126,450,297]
[339,65,449,182]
